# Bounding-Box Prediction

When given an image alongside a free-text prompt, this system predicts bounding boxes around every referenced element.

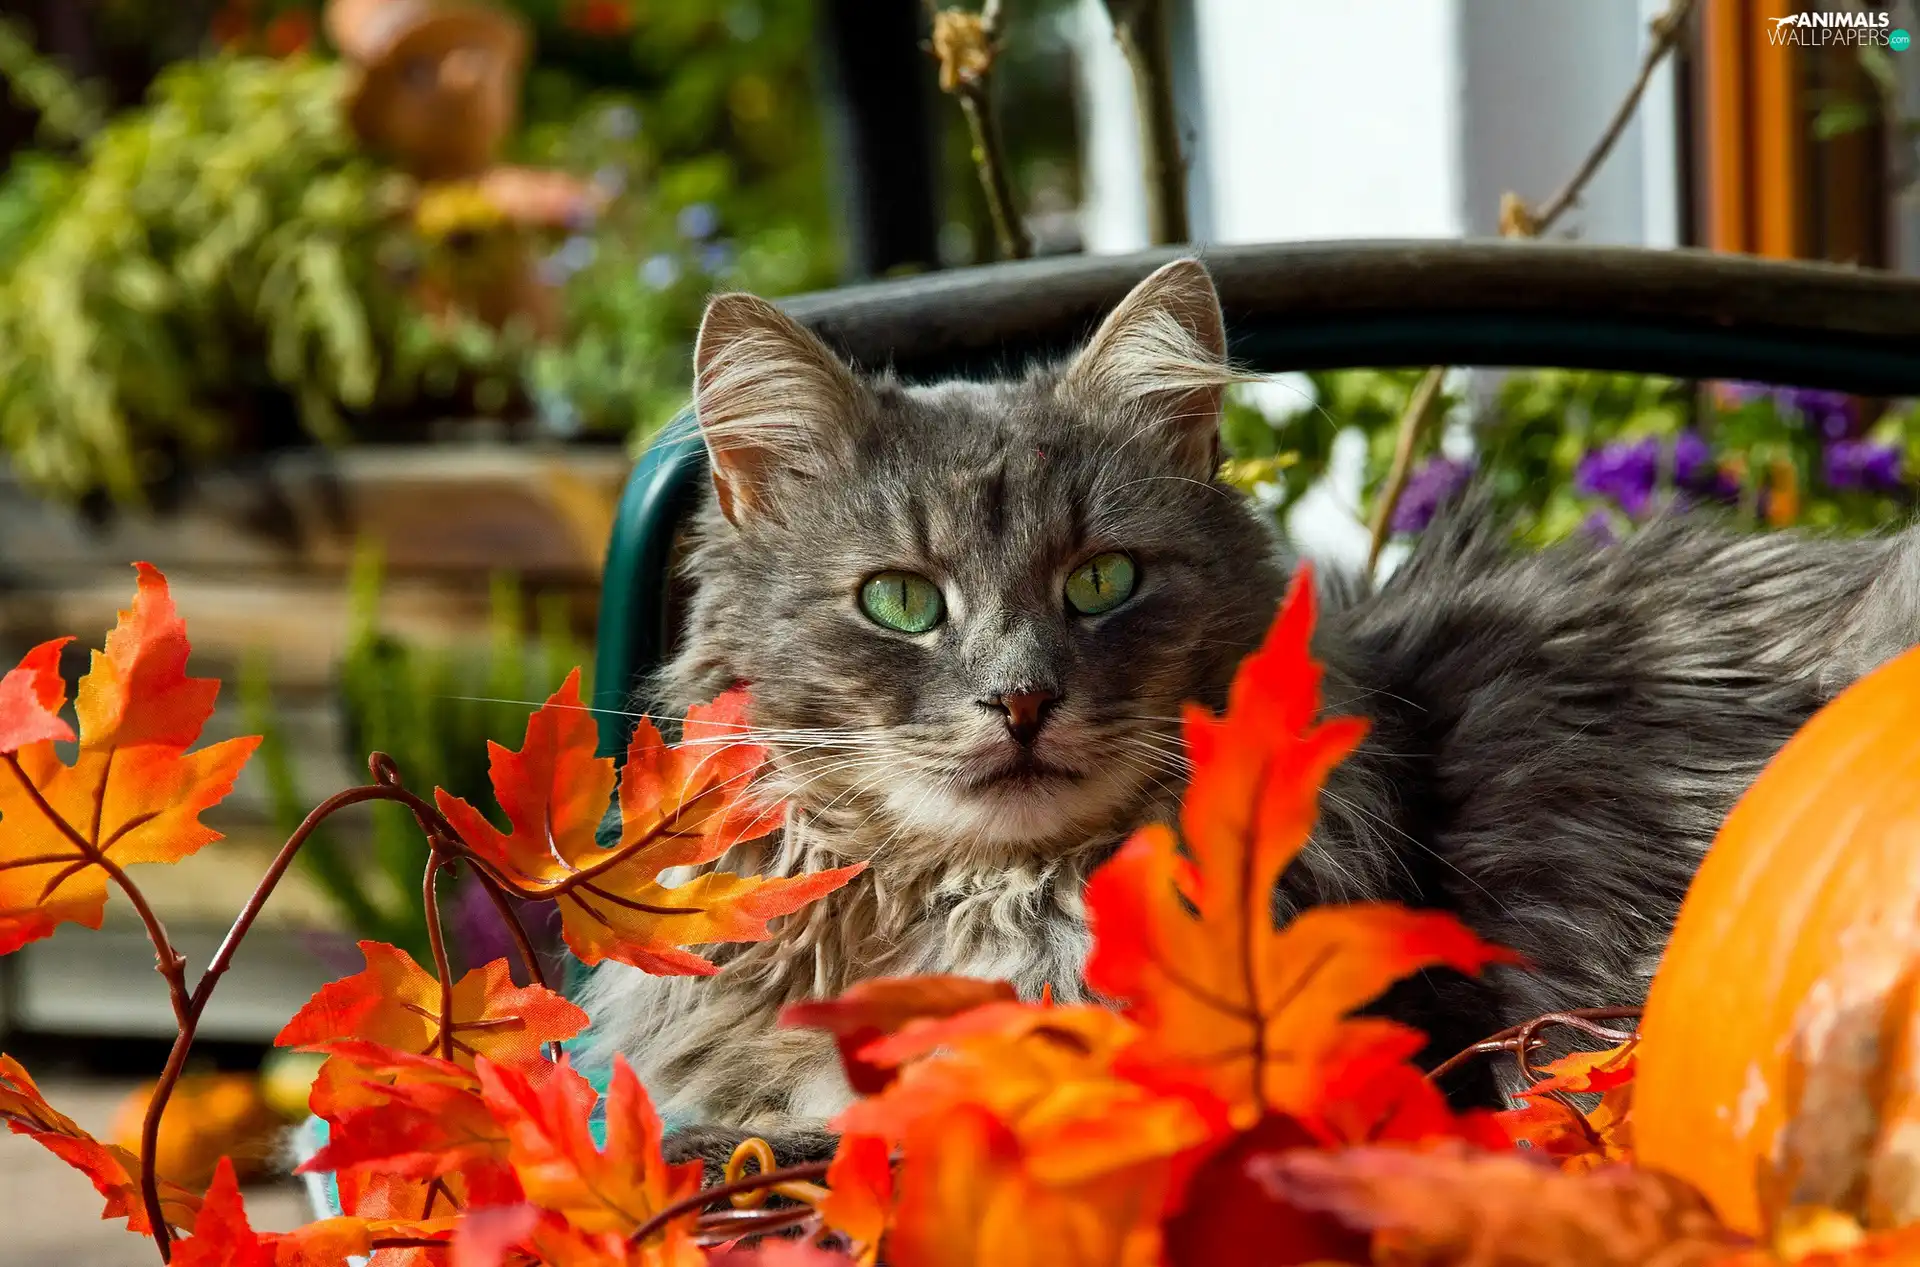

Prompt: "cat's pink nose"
[985,689,1060,746]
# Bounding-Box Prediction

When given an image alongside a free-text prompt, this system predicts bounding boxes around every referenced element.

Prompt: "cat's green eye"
[1065,552,1138,616]
[859,571,945,633]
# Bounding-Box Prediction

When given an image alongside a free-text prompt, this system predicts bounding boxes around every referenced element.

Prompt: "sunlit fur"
[577,258,1920,1171]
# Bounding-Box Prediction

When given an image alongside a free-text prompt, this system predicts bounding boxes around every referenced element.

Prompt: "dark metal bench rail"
[592,240,1920,757]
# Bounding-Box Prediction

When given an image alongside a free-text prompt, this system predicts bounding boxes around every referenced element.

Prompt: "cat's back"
[1312,509,1899,1033]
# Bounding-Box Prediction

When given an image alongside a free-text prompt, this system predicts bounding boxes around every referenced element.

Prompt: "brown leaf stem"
[423,850,457,1063]
[1363,0,1698,568]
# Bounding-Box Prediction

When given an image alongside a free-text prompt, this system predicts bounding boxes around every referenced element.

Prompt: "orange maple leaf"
[277,940,587,1072]
[781,975,1018,1094]
[166,1155,447,1267]
[1251,1143,1751,1266]
[475,1053,704,1257]
[887,1100,1167,1267]
[1083,568,1518,1128]
[836,1002,1224,1188]
[819,1133,894,1266]
[436,674,865,974]
[170,1158,273,1267]
[0,1052,203,1235]
[1302,1024,1511,1151]
[1499,1039,1637,1172]
[0,564,257,952]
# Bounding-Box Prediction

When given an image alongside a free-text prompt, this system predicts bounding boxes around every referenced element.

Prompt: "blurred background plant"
[0,0,855,505]
[241,541,586,967]
[1218,368,1920,553]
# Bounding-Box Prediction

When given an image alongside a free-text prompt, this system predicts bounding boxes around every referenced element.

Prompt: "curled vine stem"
[1427,1006,1643,1087]
[629,1158,834,1248]
[135,753,534,1260]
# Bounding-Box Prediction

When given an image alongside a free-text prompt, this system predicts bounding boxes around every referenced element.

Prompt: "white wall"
[1076,0,1681,248]
[1072,0,1684,575]
[1189,0,1465,241]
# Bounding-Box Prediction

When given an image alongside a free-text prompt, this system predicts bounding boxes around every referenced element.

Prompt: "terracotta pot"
[328,0,530,181]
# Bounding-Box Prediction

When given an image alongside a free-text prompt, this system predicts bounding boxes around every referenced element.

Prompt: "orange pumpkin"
[1636,640,1920,1235]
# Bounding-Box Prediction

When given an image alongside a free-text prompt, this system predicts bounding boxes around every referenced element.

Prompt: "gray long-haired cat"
[576,258,1920,1168]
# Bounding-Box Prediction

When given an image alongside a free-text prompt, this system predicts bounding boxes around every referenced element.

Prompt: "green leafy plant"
[0,50,528,503]
[1225,369,1920,550]
[241,543,589,961]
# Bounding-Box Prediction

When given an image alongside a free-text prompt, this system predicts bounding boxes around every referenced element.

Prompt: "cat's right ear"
[693,293,862,526]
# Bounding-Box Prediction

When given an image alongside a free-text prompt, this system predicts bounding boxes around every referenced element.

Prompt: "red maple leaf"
[437,674,864,975]
[1083,568,1518,1128]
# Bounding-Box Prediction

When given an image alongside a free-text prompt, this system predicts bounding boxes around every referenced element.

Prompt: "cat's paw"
[662,1122,840,1188]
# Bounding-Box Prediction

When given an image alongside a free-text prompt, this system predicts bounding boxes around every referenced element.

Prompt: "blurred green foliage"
[0,45,519,502]
[241,543,589,958]
[0,0,837,500]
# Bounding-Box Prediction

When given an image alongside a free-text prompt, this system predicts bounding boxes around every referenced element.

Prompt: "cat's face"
[672,260,1288,868]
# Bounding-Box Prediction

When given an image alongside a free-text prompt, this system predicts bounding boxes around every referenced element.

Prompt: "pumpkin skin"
[1637,640,1920,1235]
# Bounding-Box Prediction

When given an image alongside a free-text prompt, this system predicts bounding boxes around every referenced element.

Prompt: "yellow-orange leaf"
[436,673,864,975]
[888,1101,1165,1267]
[277,940,587,1072]
[0,1053,203,1235]
[0,564,256,952]
[475,1054,703,1257]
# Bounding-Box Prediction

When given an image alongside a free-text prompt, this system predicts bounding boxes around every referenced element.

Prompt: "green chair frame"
[590,239,1920,759]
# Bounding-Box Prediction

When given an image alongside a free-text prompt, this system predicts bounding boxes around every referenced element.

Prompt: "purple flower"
[1574,436,1660,517]
[1823,438,1903,492]
[1780,388,1859,441]
[1578,509,1618,545]
[1390,456,1474,534]
[1671,430,1740,503]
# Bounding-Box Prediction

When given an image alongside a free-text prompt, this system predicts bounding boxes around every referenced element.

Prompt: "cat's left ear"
[1062,257,1232,479]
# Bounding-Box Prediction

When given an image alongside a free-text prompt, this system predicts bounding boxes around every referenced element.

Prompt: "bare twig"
[1364,0,1698,569]
[1363,367,1450,574]
[925,0,1032,259]
[1103,0,1188,244]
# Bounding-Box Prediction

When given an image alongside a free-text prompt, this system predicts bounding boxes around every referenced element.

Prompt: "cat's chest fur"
[575,824,1104,1129]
